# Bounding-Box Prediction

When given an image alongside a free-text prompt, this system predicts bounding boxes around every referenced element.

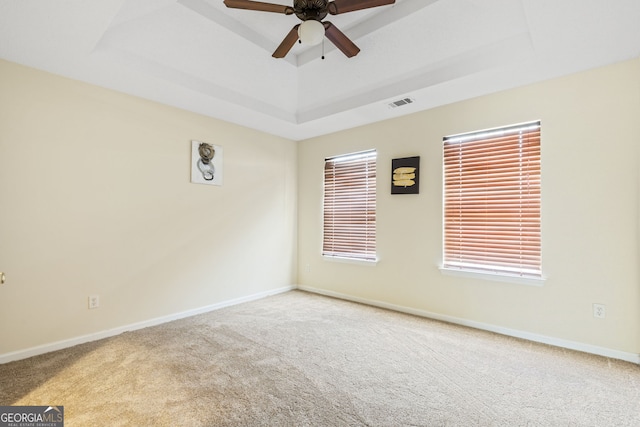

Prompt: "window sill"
[439,267,546,287]
[323,255,378,266]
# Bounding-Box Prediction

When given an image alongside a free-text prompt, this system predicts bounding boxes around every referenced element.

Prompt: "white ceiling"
[1,0,639,141]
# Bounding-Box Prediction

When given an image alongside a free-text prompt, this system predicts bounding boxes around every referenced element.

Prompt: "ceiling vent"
[388,97,415,109]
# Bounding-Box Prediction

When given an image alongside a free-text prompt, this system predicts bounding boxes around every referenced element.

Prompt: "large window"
[323,150,377,261]
[443,121,541,279]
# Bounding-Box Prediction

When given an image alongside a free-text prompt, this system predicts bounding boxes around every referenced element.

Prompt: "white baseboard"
[0,285,295,364]
[297,285,640,365]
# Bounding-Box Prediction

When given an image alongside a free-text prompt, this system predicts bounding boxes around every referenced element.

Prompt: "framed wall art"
[391,156,419,194]
[191,140,223,186]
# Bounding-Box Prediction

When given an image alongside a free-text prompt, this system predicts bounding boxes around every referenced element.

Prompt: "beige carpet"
[1,290,639,426]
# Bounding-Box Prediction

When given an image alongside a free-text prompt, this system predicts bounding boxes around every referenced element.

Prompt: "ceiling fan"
[223,0,396,58]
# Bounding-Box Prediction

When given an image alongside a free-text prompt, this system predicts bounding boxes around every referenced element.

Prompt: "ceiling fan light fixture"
[298,19,325,46]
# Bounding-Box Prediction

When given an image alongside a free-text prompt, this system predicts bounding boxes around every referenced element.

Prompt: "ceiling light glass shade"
[298,20,325,46]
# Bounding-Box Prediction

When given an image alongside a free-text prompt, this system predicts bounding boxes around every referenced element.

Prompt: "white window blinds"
[443,122,541,278]
[323,150,377,261]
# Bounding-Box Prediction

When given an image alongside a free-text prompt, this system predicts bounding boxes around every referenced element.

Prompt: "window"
[443,121,541,279]
[323,150,377,261]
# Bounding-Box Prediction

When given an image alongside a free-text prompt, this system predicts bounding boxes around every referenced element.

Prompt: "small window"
[323,150,377,261]
[443,122,541,279]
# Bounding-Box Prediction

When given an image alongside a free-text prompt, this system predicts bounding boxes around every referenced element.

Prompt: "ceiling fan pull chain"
[322,38,325,60]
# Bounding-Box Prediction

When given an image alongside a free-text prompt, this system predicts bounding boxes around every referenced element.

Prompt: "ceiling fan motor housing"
[294,0,330,21]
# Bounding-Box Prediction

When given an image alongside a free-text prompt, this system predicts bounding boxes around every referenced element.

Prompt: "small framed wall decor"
[191,140,223,186]
[391,156,420,194]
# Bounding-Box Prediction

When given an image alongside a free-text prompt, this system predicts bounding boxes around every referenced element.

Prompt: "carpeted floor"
[1,290,639,426]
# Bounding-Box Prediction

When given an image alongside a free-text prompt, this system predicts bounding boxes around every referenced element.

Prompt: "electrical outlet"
[593,303,606,319]
[88,295,100,309]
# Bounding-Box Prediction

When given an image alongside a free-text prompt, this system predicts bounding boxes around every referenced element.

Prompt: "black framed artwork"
[391,156,420,194]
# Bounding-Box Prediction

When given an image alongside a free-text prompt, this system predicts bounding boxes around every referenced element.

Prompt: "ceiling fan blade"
[323,22,360,58]
[328,0,395,15]
[224,0,294,14]
[272,25,300,58]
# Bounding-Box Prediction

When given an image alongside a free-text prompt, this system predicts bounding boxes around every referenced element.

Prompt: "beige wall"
[0,60,297,355]
[2,57,639,360]
[298,58,640,355]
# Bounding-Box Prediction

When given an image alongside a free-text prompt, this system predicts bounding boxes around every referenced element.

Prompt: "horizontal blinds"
[323,150,377,261]
[443,122,541,278]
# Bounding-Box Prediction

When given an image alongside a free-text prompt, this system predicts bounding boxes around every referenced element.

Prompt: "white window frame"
[322,150,377,262]
[442,121,543,284]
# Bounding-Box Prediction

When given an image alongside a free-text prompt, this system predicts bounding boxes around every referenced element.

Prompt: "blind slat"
[443,122,542,278]
[323,150,377,261]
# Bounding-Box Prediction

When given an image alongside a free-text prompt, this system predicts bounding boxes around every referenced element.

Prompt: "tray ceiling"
[1,0,639,140]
